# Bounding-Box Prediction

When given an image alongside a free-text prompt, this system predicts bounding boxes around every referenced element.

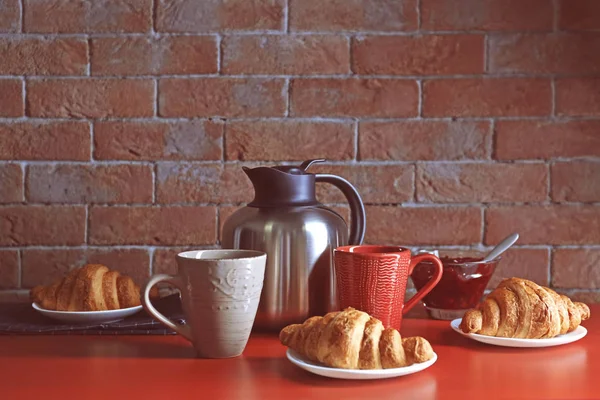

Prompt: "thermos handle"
[315,174,366,245]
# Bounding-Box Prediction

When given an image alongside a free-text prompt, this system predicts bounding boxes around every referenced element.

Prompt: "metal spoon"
[482,233,519,262]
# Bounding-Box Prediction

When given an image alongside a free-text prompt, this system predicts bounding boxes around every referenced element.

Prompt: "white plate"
[285,349,437,380]
[450,318,588,348]
[32,303,142,325]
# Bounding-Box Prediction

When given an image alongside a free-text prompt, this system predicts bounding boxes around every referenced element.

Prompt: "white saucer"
[450,318,588,348]
[285,349,437,380]
[32,303,142,325]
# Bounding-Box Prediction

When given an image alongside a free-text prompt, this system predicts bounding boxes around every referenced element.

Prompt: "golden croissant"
[279,307,435,370]
[460,277,591,338]
[30,264,157,311]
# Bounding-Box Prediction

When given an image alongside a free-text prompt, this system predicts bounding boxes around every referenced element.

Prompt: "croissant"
[30,264,157,311]
[279,307,435,370]
[460,277,591,338]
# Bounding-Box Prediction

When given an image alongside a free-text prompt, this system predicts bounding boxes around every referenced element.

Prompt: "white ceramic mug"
[142,249,267,358]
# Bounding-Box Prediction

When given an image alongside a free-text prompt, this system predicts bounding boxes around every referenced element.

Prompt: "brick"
[27,79,154,118]
[365,206,482,246]
[155,0,284,32]
[89,206,217,245]
[558,0,600,31]
[352,35,484,75]
[27,164,153,204]
[0,38,87,75]
[91,36,217,76]
[24,0,151,33]
[159,78,285,117]
[0,250,18,289]
[156,163,253,204]
[488,248,550,288]
[551,161,600,203]
[495,120,600,160]
[312,164,414,204]
[222,35,349,75]
[291,79,418,117]
[0,206,85,246]
[556,78,600,117]
[557,290,600,304]
[421,0,553,31]
[0,79,23,117]
[489,33,600,74]
[290,0,417,32]
[0,164,22,203]
[359,121,491,161]
[417,163,548,203]
[22,248,150,288]
[94,120,222,161]
[553,248,600,289]
[485,205,600,245]
[0,0,19,32]
[0,121,90,161]
[422,78,551,117]
[225,120,354,161]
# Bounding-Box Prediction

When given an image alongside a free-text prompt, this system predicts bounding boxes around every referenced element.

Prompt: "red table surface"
[0,305,598,400]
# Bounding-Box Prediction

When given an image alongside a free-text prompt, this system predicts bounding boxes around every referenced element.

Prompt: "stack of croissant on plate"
[279,307,435,370]
[460,277,591,339]
[30,264,157,312]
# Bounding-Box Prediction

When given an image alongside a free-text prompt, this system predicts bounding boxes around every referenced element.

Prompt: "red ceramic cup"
[334,245,443,331]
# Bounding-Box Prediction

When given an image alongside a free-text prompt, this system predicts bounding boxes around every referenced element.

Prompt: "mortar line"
[416,0,422,30]
[547,159,553,203]
[85,36,91,76]
[216,34,223,75]
[9,72,588,80]
[0,30,552,38]
[153,79,158,117]
[20,162,26,202]
[483,34,489,73]
[17,249,22,288]
[152,163,157,204]
[20,76,26,121]
[553,0,560,31]
[19,0,24,32]
[488,119,496,160]
[3,199,599,208]
[84,205,89,244]
[417,79,423,117]
[149,246,155,275]
[284,78,290,117]
[353,119,359,161]
[2,115,600,123]
[411,163,417,202]
[551,78,557,117]
[284,0,289,33]
[2,158,600,168]
[151,0,156,34]
[89,122,95,161]
[0,243,599,251]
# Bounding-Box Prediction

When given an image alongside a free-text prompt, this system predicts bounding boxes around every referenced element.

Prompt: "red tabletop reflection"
[0,304,597,400]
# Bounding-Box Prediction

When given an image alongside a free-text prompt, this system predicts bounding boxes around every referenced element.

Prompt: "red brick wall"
[1,0,599,303]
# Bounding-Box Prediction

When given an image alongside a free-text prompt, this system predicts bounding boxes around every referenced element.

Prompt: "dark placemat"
[0,294,185,335]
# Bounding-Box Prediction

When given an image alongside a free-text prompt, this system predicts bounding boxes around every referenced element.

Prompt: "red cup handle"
[403,254,443,314]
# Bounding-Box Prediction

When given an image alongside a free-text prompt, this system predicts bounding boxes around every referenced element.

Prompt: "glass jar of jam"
[411,255,500,320]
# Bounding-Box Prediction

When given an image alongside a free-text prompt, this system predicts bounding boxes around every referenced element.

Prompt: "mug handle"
[142,274,193,342]
[403,254,443,314]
